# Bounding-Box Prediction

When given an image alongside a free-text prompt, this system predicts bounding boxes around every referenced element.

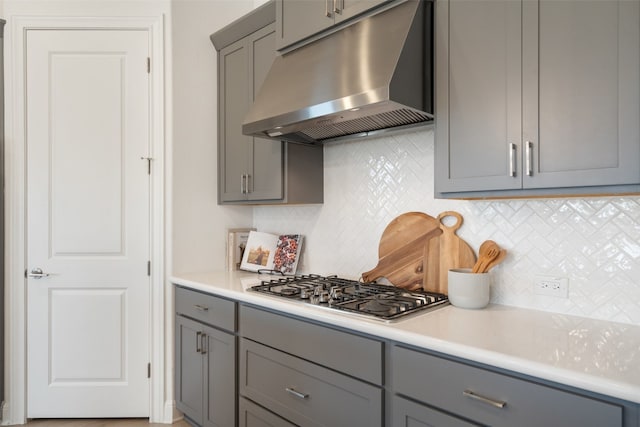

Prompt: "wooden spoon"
[482,248,507,273]
[472,240,500,273]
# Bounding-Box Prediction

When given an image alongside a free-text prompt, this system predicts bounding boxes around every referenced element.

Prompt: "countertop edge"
[170,272,640,405]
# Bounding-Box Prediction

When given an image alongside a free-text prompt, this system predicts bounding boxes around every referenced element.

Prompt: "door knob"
[27,268,51,279]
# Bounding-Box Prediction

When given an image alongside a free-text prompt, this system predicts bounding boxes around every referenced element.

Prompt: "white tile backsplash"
[254,128,640,326]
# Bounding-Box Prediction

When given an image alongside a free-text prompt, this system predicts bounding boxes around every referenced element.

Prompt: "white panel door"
[26,29,151,417]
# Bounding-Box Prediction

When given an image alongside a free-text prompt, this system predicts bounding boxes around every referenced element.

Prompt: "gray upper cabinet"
[218,24,283,202]
[435,0,640,198]
[213,1,324,205]
[275,0,391,50]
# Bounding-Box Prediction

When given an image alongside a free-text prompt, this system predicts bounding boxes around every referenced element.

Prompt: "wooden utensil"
[472,240,500,273]
[482,248,507,272]
[361,212,442,289]
[423,211,477,294]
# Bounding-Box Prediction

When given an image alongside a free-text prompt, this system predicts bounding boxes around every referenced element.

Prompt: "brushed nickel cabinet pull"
[246,174,252,194]
[526,141,533,176]
[200,333,207,355]
[240,174,245,194]
[194,304,209,312]
[326,0,332,17]
[285,387,309,400]
[463,389,507,409]
[196,331,202,353]
[509,143,517,177]
[334,0,341,14]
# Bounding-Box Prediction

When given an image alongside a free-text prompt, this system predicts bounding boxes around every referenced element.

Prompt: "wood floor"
[25,419,192,427]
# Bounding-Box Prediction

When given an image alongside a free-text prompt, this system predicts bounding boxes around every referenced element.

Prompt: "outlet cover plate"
[534,275,569,298]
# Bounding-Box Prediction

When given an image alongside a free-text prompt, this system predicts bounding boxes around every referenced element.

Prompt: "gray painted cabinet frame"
[435,0,640,198]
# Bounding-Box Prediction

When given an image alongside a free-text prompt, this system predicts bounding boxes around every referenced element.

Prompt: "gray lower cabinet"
[434,0,640,198]
[391,345,633,427]
[175,287,236,427]
[238,305,383,427]
[275,0,392,50]
[174,285,639,427]
[213,2,323,205]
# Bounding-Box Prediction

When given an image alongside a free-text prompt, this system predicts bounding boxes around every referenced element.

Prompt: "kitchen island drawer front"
[175,286,236,332]
[240,338,382,427]
[392,346,623,427]
[239,397,296,427]
[239,304,382,384]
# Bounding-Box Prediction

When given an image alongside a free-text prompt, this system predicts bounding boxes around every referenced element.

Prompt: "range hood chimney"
[242,0,433,144]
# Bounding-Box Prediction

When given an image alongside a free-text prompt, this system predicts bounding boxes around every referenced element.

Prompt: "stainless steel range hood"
[242,0,432,144]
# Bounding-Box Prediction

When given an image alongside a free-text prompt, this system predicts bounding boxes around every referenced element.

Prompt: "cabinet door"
[435,0,523,193]
[203,325,236,427]
[335,0,389,24]
[276,0,334,50]
[392,396,479,427]
[219,38,251,202]
[175,316,205,425]
[248,25,283,201]
[522,0,640,189]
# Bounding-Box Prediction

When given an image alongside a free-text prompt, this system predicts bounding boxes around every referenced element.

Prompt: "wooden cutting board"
[361,211,477,294]
[362,212,442,290]
[423,211,477,294]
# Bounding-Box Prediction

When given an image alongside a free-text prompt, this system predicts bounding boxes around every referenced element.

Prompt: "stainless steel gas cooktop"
[250,274,448,321]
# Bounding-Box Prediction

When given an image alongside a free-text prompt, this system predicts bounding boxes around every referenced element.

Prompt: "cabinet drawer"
[175,286,236,332]
[391,346,623,427]
[240,338,382,427]
[240,305,382,384]
[239,397,296,427]
[392,395,479,427]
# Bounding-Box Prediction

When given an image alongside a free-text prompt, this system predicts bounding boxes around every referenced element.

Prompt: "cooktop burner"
[250,274,448,321]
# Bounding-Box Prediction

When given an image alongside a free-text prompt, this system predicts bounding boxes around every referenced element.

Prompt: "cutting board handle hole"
[438,211,463,230]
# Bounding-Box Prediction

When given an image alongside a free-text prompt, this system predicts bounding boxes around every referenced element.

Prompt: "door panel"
[522,0,640,188]
[50,53,125,254]
[435,0,522,193]
[26,29,150,417]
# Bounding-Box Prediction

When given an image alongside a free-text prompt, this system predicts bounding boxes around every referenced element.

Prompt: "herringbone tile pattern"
[254,128,640,325]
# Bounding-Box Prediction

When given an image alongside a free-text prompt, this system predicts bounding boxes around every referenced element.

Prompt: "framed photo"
[226,228,255,271]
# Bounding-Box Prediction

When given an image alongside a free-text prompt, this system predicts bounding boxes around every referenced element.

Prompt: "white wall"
[170,0,254,275]
[254,128,640,326]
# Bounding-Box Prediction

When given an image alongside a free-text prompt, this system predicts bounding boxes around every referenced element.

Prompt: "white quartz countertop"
[171,271,640,404]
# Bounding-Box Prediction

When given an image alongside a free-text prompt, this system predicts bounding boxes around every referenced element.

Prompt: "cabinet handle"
[325,0,332,17]
[509,143,517,177]
[334,0,341,14]
[196,331,202,353]
[200,333,207,355]
[194,304,209,312]
[285,387,309,400]
[525,141,533,176]
[246,174,252,193]
[463,389,507,409]
[240,174,245,194]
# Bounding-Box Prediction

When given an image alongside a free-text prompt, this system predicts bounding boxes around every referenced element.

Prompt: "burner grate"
[250,274,448,321]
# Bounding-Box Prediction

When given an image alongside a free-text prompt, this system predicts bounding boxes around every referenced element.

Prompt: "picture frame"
[226,228,255,271]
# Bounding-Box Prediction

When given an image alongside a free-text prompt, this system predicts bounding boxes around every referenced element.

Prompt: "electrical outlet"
[533,275,569,298]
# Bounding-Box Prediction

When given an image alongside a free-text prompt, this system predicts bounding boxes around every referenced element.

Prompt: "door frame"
[4,16,167,424]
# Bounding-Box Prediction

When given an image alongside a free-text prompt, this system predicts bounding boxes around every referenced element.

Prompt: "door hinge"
[140,157,152,175]
[147,362,151,378]
[147,260,151,276]
[146,57,151,74]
